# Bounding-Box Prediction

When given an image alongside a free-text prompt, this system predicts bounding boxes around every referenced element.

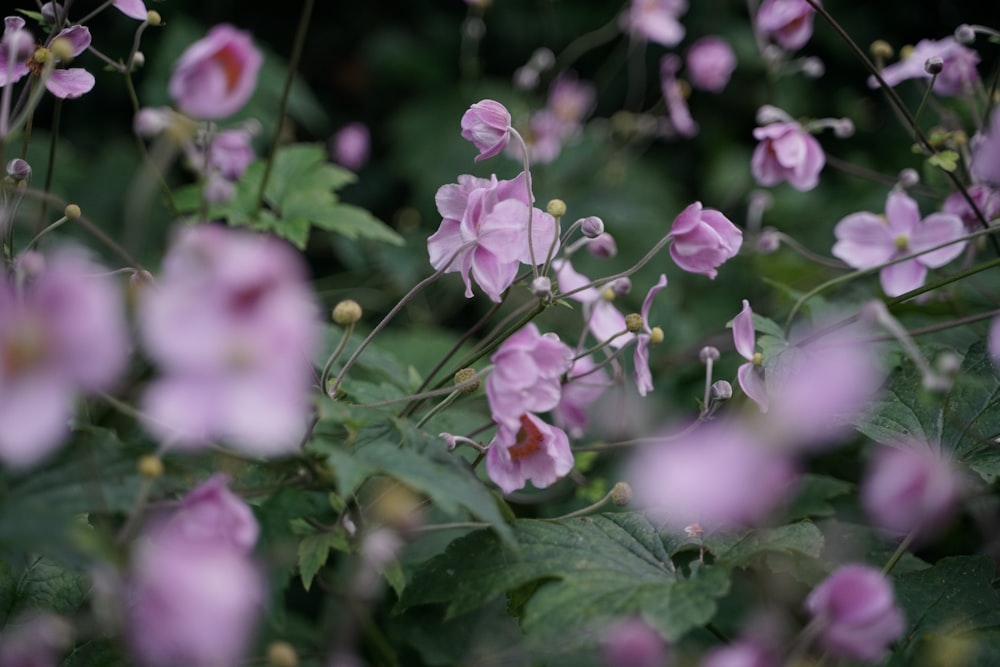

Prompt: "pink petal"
[733,299,756,361]
[832,213,896,268]
[470,247,519,302]
[879,260,927,297]
[113,0,148,20]
[53,25,92,57]
[911,213,966,268]
[640,274,668,324]
[737,362,769,412]
[884,190,921,236]
[45,68,95,99]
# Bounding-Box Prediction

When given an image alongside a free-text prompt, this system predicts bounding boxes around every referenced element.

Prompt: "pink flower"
[0,17,35,87]
[553,355,608,439]
[331,122,371,171]
[427,173,558,302]
[138,225,318,455]
[751,120,824,191]
[861,444,960,539]
[701,641,775,667]
[486,412,574,494]
[633,274,668,397]
[113,0,148,20]
[627,418,796,532]
[0,19,95,99]
[624,0,688,47]
[552,258,632,349]
[0,613,73,667]
[602,617,669,667]
[686,36,737,93]
[870,38,980,96]
[546,72,595,130]
[667,201,743,279]
[660,55,698,138]
[486,322,573,429]
[0,251,129,469]
[971,106,1000,187]
[942,185,1000,231]
[732,300,768,412]
[832,189,966,297]
[169,24,262,120]
[151,474,260,553]
[804,564,904,661]
[756,0,817,52]
[186,127,256,180]
[460,99,512,162]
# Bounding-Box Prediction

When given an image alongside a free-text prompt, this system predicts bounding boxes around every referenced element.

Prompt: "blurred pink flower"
[113,0,148,20]
[0,613,73,667]
[751,120,824,191]
[331,122,371,171]
[186,127,256,180]
[686,36,737,93]
[942,184,1000,231]
[627,418,796,532]
[832,189,966,297]
[0,250,129,469]
[732,299,768,412]
[461,99,512,162]
[870,38,980,96]
[0,17,35,87]
[486,322,573,429]
[486,412,573,494]
[138,224,318,455]
[427,173,558,302]
[971,106,1000,187]
[633,274,668,397]
[553,355,608,439]
[701,641,775,667]
[624,0,688,47]
[152,473,260,552]
[547,72,596,130]
[660,55,698,138]
[756,0,817,52]
[667,201,743,279]
[805,564,904,661]
[602,617,668,667]
[169,24,262,120]
[862,444,961,539]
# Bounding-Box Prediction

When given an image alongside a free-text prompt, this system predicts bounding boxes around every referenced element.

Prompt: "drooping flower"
[660,55,698,138]
[732,299,768,412]
[804,564,904,661]
[460,99,512,162]
[553,355,608,439]
[756,0,818,52]
[686,36,737,93]
[667,201,743,279]
[861,444,961,539]
[602,617,669,667]
[113,0,148,20]
[138,224,318,455]
[832,189,966,297]
[485,322,573,429]
[870,38,980,96]
[633,274,668,397]
[0,19,95,99]
[169,24,263,120]
[624,0,688,47]
[486,412,574,494]
[971,106,1000,187]
[0,250,129,469]
[942,184,1000,231]
[330,122,371,171]
[751,120,825,191]
[427,173,558,302]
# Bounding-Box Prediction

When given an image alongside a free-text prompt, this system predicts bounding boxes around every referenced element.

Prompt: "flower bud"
[147,10,162,26]
[801,56,825,78]
[130,51,146,69]
[6,158,31,181]
[440,432,458,451]
[955,24,976,44]
[587,232,617,259]
[546,199,567,218]
[833,118,855,138]
[579,216,604,238]
[460,100,512,162]
[454,368,480,392]
[870,40,894,59]
[134,107,172,137]
[64,204,81,220]
[757,229,781,254]
[267,641,298,667]
[610,481,632,507]
[710,380,733,402]
[138,455,164,478]
[531,276,552,298]
[924,56,944,75]
[936,351,961,377]
[625,313,643,333]
[898,168,920,187]
[332,299,362,326]
[649,326,664,345]
[699,346,720,363]
[611,277,631,296]
[41,2,60,23]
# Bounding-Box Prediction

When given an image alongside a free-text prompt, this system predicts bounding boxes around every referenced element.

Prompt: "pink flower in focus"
[701,641,775,667]
[660,55,698,138]
[113,0,147,20]
[756,0,817,52]
[751,120,824,191]
[686,36,737,93]
[627,419,796,532]
[732,299,768,412]
[460,99,512,162]
[138,225,318,455]
[0,251,129,469]
[552,258,632,349]
[832,189,966,297]
[624,0,688,47]
[486,322,573,429]
[667,201,743,279]
[633,274,668,397]
[0,20,96,99]
[942,185,1000,231]
[331,122,371,171]
[169,24,262,120]
[602,617,668,667]
[971,106,1000,187]
[486,413,574,494]
[804,564,904,661]
[870,38,980,96]
[553,355,608,439]
[861,444,960,539]
[427,173,558,302]
[153,474,260,552]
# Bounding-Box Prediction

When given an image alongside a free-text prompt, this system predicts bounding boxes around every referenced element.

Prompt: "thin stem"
[882,529,918,575]
[411,521,489,533]
[414,390,463,430]
[254,0,316,218]
[573,420,703,452]
[702,356,714,410]
[320,322,355,395]
[24,214,69,250]
[772,232,850,270]
[547,486,618,520]
[509,128,538,277]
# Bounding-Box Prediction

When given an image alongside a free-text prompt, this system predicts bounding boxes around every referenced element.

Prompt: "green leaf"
[309,203,404,246]
[0,555,88,627]
[297,529,351,592]
[401,513,730,642]
[785,474,854,521]
[708,521,825,568]
[855,342,1000,482]
[928,150,959,172]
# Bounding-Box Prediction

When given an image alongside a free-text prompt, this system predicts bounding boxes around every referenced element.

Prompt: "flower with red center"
[486,413,574,494]
[169,24,262,120]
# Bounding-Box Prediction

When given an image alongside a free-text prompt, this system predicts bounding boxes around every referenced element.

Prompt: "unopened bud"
[579,216,604,238]
[699,346,720,363]
[6,158,31,181]
[64,204,81,220]
[757,229,781,254]
[625,313,643,333]
[130,51,146,69]
[332,299,362,325]
[49,37,74,62]
[587,232,617,259]
[898,168,920,187]
[138,455,164,478]
[41,2,59,23]
[454,368,480,392]
[610,482,632,507]
[441,432,458,451]
[833,118,854,138]
[936,351,961,377]
[800,56,825,78]
[611,277,631,296]
[955,24,976,45]
[546,199,567,218]
[710,380,733,402]
[147,10,162,25]
[650,326,664,345]
[266,641,298,667]
[870,40,894,59]
[924,56,944,75]
[531,276,552,298]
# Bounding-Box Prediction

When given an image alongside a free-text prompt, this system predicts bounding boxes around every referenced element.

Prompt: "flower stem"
[320,321,354,396]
